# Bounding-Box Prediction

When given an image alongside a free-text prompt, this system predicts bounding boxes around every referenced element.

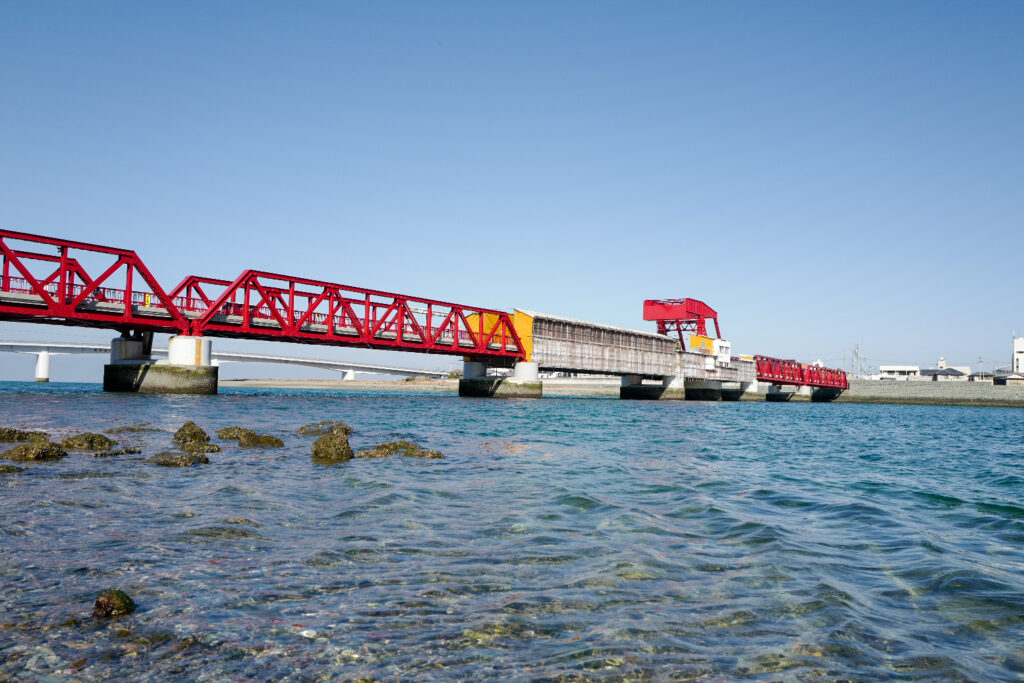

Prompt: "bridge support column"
[34,351,50,382]
[683,379,723,401]
[342,370,356,381]
[766,384,797,402]
[619,375,686,400]
[720,380,761,401]
[104,334,218,395]
[458,361,541,398]
[811,387,843,402]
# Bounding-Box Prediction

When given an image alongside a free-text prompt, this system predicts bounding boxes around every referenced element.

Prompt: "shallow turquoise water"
[1,381,1022,680]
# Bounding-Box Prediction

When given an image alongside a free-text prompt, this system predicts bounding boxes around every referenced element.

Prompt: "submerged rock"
[93,589,135,618]
[183,442,222,454]
[0,464,24,473]
[223,517,260,526]
[311,432,354,462]
[61,432,117,451]
[216,426,250,440]
[104,425,163,434]
[173,421,209,445]
[3,440,67,461]
[0,427,49,443]
[297,420,353,436]
[355,440,444,459]
[147,451,210,467]
[238,431,284,448]
[91,447,143,458]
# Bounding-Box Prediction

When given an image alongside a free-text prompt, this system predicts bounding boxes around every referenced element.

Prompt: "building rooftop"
[920,367,964,377]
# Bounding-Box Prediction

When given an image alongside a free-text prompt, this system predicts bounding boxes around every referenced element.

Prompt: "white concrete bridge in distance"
[0,341,449,383]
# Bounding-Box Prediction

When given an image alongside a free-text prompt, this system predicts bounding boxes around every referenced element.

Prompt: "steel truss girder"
[0,230,525,362]
[755,355,848,389]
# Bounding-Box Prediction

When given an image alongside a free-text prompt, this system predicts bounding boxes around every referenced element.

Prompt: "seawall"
[834,379,1024,408]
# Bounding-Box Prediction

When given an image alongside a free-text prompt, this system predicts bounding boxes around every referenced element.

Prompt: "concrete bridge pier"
[766,384,814,402]
[458,361,542,398]
[619,375,686,400]
[721,380,759,401]
[683,379,723,401]
[811,387,844,402]
[34,351,50,382]
[766,385,795,401]
[104,333,218,394]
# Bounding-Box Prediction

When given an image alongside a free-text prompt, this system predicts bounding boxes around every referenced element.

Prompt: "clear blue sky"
[2,1,1022,381]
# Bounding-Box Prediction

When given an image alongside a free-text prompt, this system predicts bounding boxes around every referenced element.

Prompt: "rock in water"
[147,451,210,467]
[91,447,143,458]
[0,427,49,443]
[93,589,135,618]
[355,440,444,459]
[173,421,209,445]
[61,432,118,451]
[183,442,221,454]
[311,432,354,462]
[216,426,249,440]
[3,440,68,461]
[297,420,353,436]
[238,432,284,448]
[0,464,24,473]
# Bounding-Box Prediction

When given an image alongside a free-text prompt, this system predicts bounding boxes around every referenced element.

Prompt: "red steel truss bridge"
[754,355,849,390]
[0,229,524,362]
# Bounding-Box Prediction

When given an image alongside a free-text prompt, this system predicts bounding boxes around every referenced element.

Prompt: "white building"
[1014,337,1024,373]
[933,357,970,380]
[878,365,921,380]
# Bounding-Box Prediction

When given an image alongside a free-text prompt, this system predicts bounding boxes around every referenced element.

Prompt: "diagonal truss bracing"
[0,230,524,362]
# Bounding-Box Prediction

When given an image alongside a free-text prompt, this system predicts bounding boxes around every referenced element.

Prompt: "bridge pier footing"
[683,379,723,401]
[811,387,843,402]
[458,361,541,398]
[722,380,758,401]
[104,335,218,395]
[619,375,687,400]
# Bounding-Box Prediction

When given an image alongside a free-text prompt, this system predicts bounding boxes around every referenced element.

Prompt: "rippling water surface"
[1,382,1022,680]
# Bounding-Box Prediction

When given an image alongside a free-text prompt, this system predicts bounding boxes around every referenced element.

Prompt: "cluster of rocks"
[1,419,444,469]
[305,421,443,463]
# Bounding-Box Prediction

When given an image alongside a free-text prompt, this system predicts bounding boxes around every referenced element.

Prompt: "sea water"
[0,382,1022,680]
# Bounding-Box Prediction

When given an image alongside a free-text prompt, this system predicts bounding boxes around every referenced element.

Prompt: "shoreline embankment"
[221,377,1024,407]
[832,379,1024,408]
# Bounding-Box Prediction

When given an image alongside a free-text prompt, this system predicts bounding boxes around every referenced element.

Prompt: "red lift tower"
[643,298,721,351]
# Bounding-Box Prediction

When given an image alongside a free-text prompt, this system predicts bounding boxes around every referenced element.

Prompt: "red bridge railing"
[0,229,524,361]
[754,355,848,389]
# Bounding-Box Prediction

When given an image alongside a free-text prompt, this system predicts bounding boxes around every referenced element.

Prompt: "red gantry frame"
[0,229,524,362]
[643,298,721,351]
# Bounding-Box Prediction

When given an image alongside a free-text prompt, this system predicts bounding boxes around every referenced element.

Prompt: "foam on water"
[0,382,1022,680]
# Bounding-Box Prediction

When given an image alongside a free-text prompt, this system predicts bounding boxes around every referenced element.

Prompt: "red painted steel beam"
[754,355,848,389]
[0,229,189,334]
[0,229,525,361]
[189,269,524,360]
[644,298,721,350]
